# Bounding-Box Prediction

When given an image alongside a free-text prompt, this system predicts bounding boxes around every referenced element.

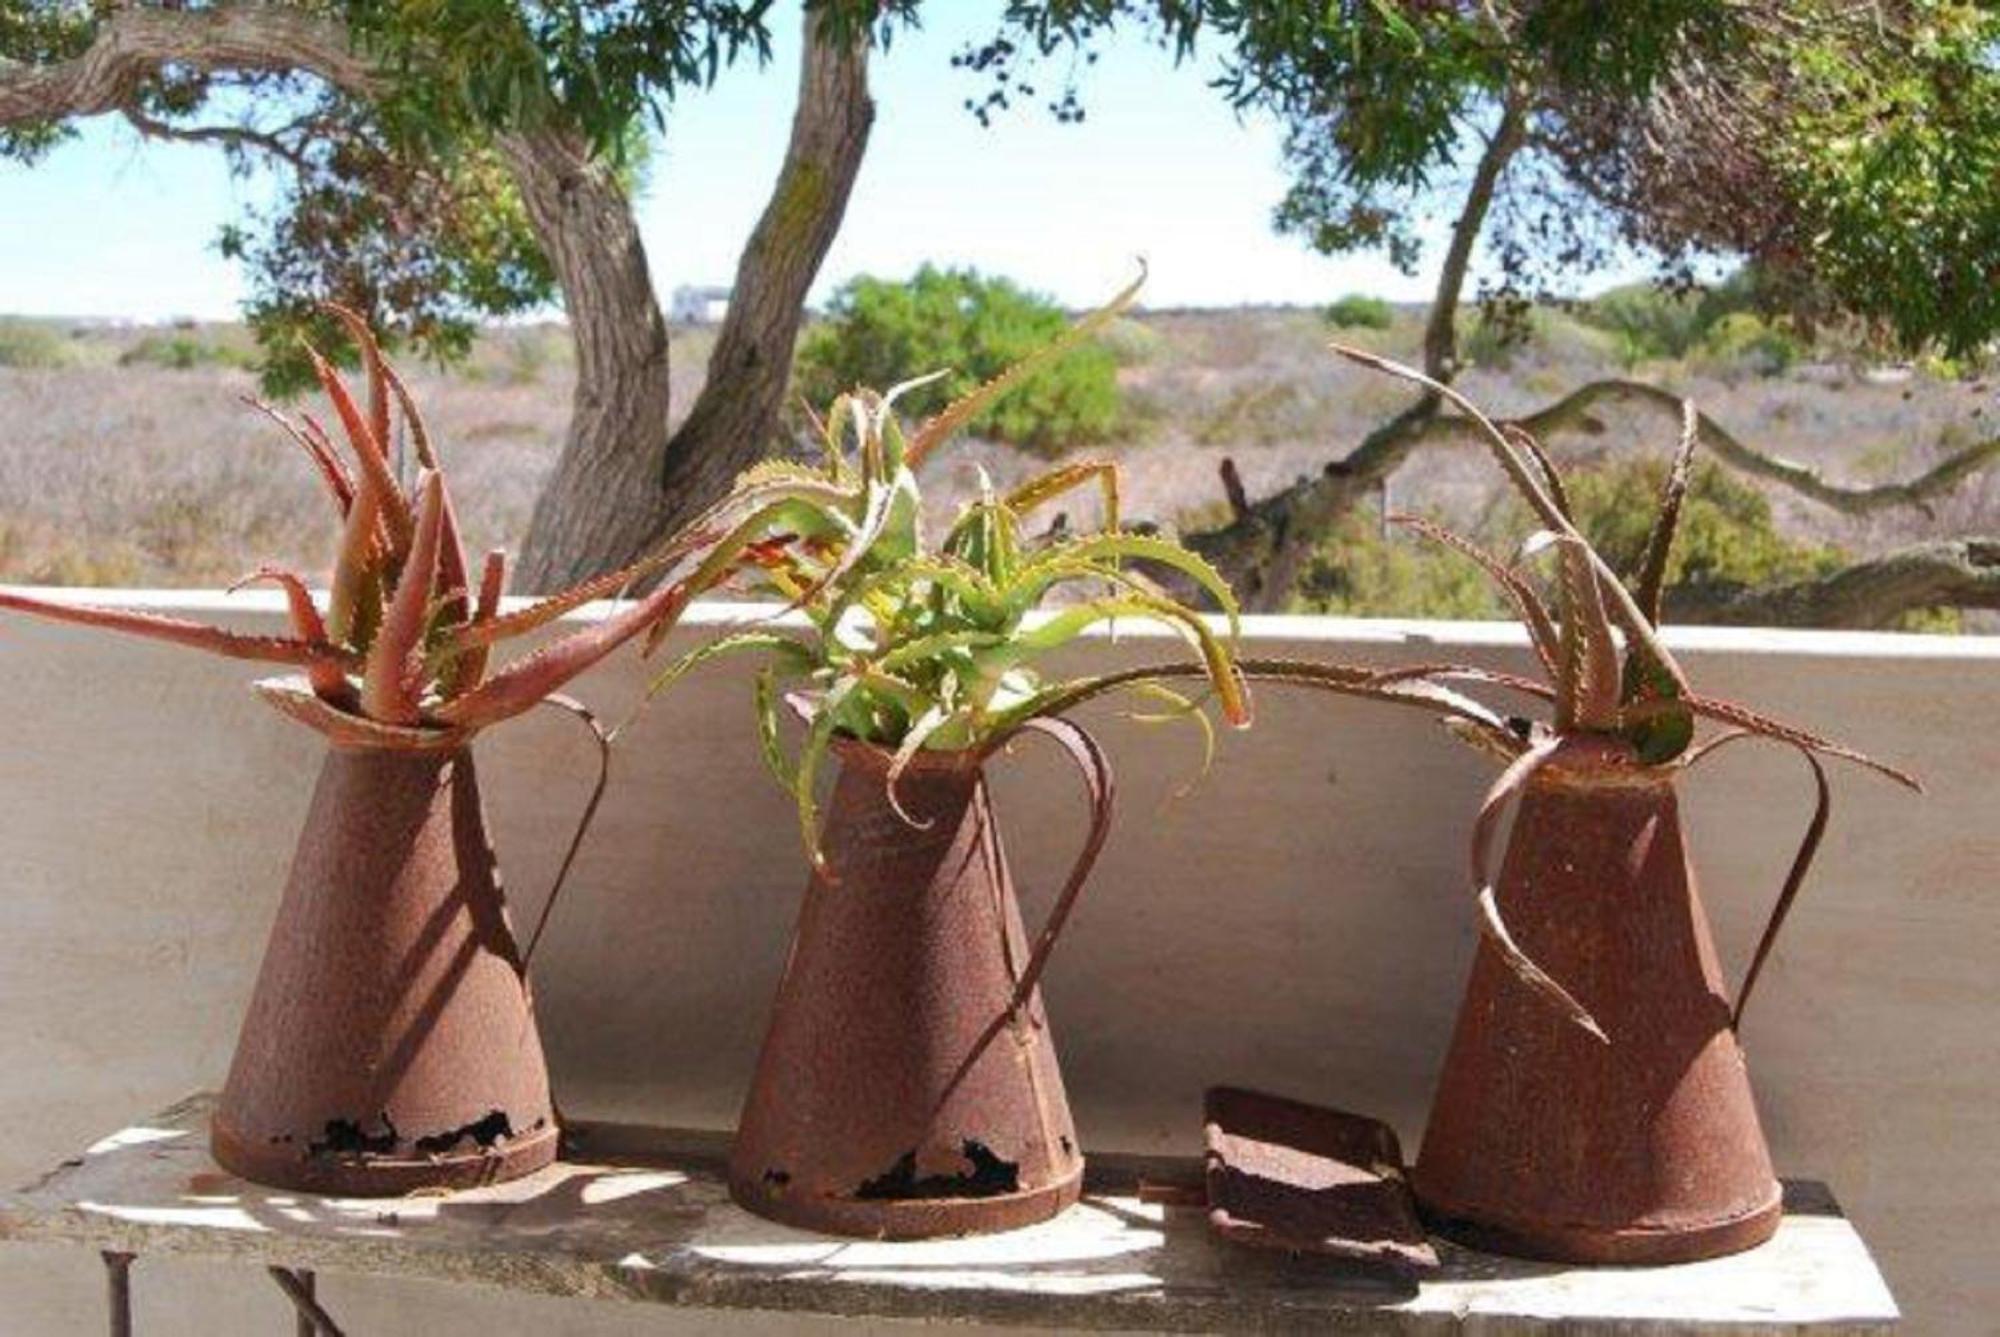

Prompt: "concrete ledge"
[3,1095,1899,1334]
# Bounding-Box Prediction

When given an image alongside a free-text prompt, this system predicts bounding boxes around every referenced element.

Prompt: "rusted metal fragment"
[1415,735,1782,1264]
[211,746,557,1195]
[1203,1086,1437,1273]
[728,732,1112,1239]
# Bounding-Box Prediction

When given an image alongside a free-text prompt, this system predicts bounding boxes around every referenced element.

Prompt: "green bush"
[118,332,256,372]
[1693,312,1802,378]
[1295,456,1842,620]
[1323,293,1394,330]
[1578,268,1778,367]
[0,319,77,369]
[793,266,1123,454]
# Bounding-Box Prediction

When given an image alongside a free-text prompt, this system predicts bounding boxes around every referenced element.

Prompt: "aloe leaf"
[1019,594,1251,727]
[1556,536,1621,732]
[753,666,796,795]
[241,397,354,515]
[1667,691,1921,792]
[883,701,958,828]
[308,347,413,560]
[1392,515,1561,679]
[325,305,393,459]
[1331,342,1690,698]
[227,567,349,701]
[1469,738,1607,1041]
[324,478,384,648]
[0,589,360,672]
[793,676,862,876]
[1634,397,1701,628]
[1004,459,1121,532]
[641,629,814,704]
[1011,532,1241,636]
[362,469,444,724]
[432,572,696,731]
[1122,680,1216,797]
[907,262,1147,468]
[461,520,724,655]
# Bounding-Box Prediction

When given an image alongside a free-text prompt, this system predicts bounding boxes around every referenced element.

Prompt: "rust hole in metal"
[415,1110,514,1156]
[308,1115,399,1159]
[854,1141,1020,1201]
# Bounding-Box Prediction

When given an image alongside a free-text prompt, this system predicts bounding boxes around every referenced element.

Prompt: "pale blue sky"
[0,4,1647,320]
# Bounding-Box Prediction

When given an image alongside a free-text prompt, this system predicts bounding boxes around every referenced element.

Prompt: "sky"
[0,4,1649,322]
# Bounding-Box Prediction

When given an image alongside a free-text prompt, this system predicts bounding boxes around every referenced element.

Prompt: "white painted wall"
[0,593,1993,1333]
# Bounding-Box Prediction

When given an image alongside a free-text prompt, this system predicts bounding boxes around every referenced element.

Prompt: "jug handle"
[1730,748,1831,1031]
[999,715,1116,1023]
[518,692,614,973]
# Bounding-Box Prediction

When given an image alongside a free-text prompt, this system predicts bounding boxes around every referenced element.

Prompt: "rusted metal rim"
[211,1116,559,1197]
[1417,1183,1783,1265]
[824,731,983,775]
[727,1164,1083,1241]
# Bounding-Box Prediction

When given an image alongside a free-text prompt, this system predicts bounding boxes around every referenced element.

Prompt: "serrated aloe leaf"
[1011,532,1241,635]
[0,589,359,672]
[907,262,1146,467]
[432,573,697,730]
[325,479,384,648]
[1635,398,1700,627]
[1005,459,1121,533]
[1393,514,1560,679]
[1019,594,1250,727]
[308,347,413,560]
[326,304,392,462]
[228,567,349,702]
[362,469,444,724]
[1332,342,1689,698]
[242,397,354,516]
[641,629,814,705]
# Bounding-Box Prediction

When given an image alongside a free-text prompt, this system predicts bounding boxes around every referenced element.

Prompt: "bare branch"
[117,105,311,173]
[1506,378,2000,517]
[1668,538,2000,628]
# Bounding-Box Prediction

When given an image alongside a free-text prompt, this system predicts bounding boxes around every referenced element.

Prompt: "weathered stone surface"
[1,1096,1897,1333]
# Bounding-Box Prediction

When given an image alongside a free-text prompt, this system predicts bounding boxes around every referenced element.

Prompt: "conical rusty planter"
[730,724,1111,1239]
[1413,738,1782,1264]
[210,744,558,1196]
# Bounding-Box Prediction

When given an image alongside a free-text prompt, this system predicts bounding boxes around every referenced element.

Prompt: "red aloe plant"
[0,308,721,750]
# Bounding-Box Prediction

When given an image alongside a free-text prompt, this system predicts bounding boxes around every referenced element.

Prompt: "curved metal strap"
[1001,716,1116,1021]
[519,692,613,972]
[1733,748,1831,1032]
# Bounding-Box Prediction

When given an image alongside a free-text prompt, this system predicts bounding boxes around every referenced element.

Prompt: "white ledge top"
[0,1095,1899,1333]
[4,584,1995,663]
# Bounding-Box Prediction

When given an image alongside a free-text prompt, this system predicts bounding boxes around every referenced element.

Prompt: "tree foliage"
[0,0,901,390]
[974,2,2000,356]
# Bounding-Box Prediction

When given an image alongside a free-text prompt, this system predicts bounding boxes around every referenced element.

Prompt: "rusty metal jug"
[1413,737,1784,1263]
[729,719,1112,1239]
[211,745,558,1195]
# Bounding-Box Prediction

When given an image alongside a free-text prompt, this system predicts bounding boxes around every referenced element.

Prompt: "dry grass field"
[1,307,1993,622]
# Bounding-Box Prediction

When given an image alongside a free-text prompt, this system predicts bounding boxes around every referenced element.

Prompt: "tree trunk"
[515,12,874,590]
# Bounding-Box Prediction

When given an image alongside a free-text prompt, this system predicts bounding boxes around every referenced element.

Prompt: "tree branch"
[0,4,372,126]
[117,105,312,173]
[1667,538,2000,627]
[1504,378,2000,517]
[1186,93,1528,609]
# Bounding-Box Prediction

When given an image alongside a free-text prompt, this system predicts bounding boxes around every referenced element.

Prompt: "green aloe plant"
[0,309,748,750]
[641,270,1253,868]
